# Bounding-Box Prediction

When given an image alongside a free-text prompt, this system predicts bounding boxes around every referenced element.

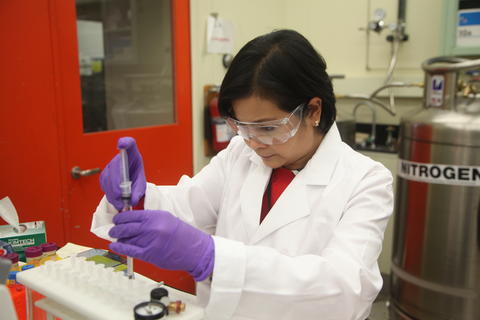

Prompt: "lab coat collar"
[249,175,310,244]
[243,123,344,244]
[301,122,343,186]
[248,122,343,186]
[239,163,272,241]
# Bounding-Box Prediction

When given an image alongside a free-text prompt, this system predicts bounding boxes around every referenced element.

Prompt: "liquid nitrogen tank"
[390,57,480,320]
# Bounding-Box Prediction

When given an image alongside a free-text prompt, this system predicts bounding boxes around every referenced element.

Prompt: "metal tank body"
[390,58,480,320]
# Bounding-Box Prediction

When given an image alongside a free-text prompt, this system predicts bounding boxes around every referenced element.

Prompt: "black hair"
[218,29,336,134]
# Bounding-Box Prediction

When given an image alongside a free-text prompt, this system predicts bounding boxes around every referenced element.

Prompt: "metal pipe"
[353,101,377,148]
[395,0,408,42]
[337,82,423,117]
[398,0,407,24]
[383,0,407,114]
[370,82,424,99]
[371,82,423,116]
[385,40,400,85]
[422,57,480,72]
[336,94,394,116]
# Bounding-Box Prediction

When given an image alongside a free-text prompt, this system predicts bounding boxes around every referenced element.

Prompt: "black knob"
[150,288,169,301]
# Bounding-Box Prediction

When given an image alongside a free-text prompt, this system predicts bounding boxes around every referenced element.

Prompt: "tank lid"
[422,56,479,73]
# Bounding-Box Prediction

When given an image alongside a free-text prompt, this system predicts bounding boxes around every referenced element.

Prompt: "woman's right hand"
[100,137,146,211]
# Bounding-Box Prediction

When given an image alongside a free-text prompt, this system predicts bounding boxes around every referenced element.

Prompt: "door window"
[76,0,174,133]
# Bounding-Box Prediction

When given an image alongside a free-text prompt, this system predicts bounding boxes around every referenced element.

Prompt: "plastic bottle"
[24,246,42,267]
[4,253,20,271]
[40,242,58,264]
[7,271,19,286]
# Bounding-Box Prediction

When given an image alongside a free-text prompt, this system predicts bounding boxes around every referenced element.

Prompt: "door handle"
[71,166,101,179]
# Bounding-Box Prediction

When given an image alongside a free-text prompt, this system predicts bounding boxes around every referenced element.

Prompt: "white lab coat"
[91,123,393,320]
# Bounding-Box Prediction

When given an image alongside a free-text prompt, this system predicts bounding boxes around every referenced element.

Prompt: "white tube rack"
[16,257,204,320]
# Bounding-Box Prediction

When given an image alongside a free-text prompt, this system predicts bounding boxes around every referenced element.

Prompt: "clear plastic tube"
[120,149,132,208]
[119,148,134,280]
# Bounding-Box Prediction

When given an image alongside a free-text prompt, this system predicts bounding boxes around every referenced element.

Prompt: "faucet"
[385,125,396,150]
[353,101,377,149]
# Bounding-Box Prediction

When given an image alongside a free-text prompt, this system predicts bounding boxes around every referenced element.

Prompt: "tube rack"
[16,257,204,319]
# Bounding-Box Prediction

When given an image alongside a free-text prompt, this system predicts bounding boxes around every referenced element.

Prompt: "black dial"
[134,301,166,320]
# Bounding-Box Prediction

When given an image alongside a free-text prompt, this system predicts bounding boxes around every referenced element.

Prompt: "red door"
[0,2,66,251]
[0,0,194,292]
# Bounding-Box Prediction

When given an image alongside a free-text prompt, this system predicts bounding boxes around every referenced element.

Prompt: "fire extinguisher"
[205,96,235,153]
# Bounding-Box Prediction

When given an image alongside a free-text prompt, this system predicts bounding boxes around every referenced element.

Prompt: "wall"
[190,0,446,274]
[190,0,287,171]
[284,0,442,76]
[191,0,444,170]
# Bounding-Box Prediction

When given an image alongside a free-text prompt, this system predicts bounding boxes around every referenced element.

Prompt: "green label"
[0,221,47,261]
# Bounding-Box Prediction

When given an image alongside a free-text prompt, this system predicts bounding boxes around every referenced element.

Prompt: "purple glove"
[100,137,146,211]
[109,210,215,281]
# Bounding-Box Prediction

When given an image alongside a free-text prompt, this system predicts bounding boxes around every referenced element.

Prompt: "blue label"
[432,77,444,91]
[459,11,480,26]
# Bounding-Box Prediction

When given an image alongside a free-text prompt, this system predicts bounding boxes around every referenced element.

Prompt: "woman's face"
[232,96,323,170]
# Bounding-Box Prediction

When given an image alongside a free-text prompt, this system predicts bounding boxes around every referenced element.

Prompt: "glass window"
[76,0,174,133]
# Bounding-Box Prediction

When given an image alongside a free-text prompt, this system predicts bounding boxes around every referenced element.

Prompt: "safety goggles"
[226,103,305,145]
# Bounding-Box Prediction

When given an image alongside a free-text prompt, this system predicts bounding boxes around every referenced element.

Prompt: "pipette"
[119,148,135,280]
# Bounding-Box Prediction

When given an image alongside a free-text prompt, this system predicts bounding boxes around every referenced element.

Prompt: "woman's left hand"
[109,210,214,281]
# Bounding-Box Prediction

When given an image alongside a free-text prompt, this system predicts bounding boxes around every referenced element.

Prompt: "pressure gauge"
[373,8,386,22]
[134,301,167,320]
[368,8,386,33]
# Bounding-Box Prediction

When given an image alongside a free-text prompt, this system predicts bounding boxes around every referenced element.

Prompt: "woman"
[92,29,393,320]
